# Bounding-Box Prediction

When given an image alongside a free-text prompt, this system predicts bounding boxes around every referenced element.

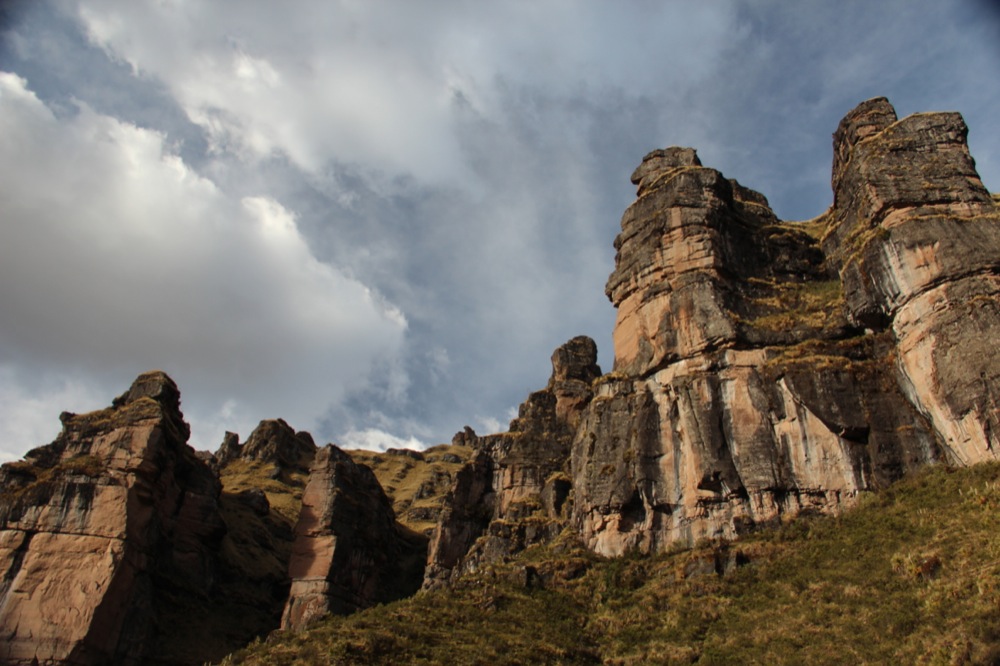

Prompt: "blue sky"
[1,1,998,459]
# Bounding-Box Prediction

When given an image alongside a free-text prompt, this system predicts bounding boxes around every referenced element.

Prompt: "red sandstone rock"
[280,445,426,631]
[0,371,224,665]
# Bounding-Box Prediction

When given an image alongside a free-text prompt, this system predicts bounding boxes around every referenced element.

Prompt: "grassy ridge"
[220,462,1000,665]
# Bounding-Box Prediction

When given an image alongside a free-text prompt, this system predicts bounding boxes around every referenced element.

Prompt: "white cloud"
[338,427,426,453]
[0,72,407,456]
[0,367,107,462]
[5,0,997,460]
[65,1,738,186]
[474,415,502,436]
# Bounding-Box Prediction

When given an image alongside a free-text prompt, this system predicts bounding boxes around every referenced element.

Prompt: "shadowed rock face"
[215,418,316,473]
[0,371,224,665]
[280,445,427,631]
[422,336,600,588]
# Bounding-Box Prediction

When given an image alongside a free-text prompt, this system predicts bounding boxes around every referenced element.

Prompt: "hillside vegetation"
[220,462,1000,665]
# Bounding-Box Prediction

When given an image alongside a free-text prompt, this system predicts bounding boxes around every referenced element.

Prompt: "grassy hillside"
[219,461,1000,665]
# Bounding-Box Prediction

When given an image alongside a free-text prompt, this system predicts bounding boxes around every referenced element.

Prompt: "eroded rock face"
[570,96,999,556]
[281,445,427,631]
[571,342,941,555]
[0,371,224,665]
[423,337,600,588]
[824,97,1000,465]
[606,148,848,379]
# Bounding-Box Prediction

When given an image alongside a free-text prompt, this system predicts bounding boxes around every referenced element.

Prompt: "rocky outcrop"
[215,418,316,474]
[569,96,999,556]
[0,371,224,665]
[424,97,1000,567]
[423,336,600,587]
[280,445,427,631]
[606,148,850,379]
[823,97,1000,466]
[4,95,998,661]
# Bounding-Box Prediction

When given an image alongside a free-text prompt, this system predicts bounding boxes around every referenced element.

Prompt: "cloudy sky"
[1,1,998,459]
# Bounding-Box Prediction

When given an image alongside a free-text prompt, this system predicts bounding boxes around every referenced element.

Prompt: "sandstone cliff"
[425,96,999,567]
[0,378,322,664]
[823,98,1000,466]
[423,336,600,587]
[0,371,224,665]
[3,96,999,661]
[280,445,427,630]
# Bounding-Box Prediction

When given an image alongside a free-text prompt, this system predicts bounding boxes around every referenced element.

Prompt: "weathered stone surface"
[421,445,494,588]
[606,146,848,378]
[571,341,941,555]
[569,96,999,556]
[0,371,224,665]
[7,95,1000,659]
[423,337,601,588]
[280,445,427,631]
[823,97,1000,465]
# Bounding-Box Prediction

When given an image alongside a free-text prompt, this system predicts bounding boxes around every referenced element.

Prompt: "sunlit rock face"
[0,371,224,665]
[824,97,1000,466]
[571,96,1000,557]
[8,95,997,661]
[425,97,999,566]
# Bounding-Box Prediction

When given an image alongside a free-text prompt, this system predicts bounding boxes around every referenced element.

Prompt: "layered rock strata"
[3,96,999,659]
[823,97,1000,466]
[0,371,224,665]
[428,97,998,566]
[570,97,998,556]
[280,445,427,631]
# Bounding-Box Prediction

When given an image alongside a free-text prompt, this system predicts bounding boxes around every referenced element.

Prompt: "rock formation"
[427,96,998,566]
[3,96,999,660]
[823,97,1000,466]
[214,418,316,474]
[280,445,427,631]
[571,96,1000,556]
[0,371,224,665]
[423,336,600,587]
[0,375,323,664]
